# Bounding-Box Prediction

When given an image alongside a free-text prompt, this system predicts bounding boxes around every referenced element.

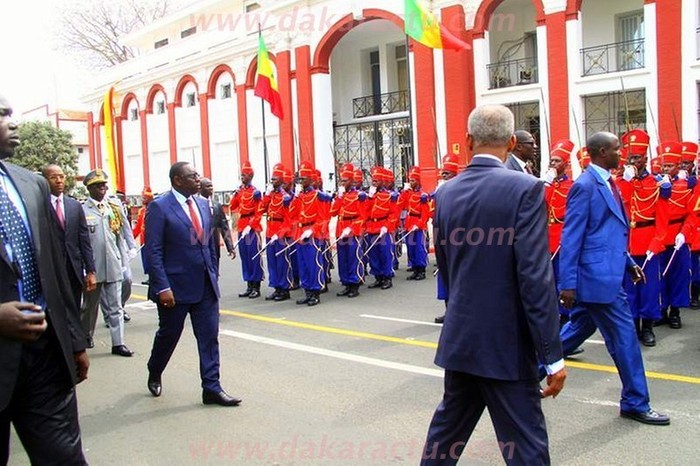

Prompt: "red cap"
[408,166,421,181]
[282,168,293,184]
[550,139,575,161]
[241,161,254,176]
[353,169,363,183]
[576,147,590,168]
[299,160,315,178]
[681,142,698,163]
[370,166,382,182]
[142,186,153,197]
[650,157,662,174]
[384,168,395,185]
[340,163,355,180]
[314,169,322,183]
[660,141,683,165]
[618,147,628,167]
[441,154,459,174]
[272,163,286,179]
[621,129,650,156]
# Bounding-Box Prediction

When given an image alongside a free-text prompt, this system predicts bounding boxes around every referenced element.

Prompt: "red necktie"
[55,198,65,229]
[186,198,203,241]
[608,178,623,210]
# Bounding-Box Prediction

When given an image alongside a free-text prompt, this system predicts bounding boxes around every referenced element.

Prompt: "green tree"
[12,121,80,194]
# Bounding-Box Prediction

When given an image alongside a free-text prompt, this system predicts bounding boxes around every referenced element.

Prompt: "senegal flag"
[254,32,283,119]
[404,0,469,51]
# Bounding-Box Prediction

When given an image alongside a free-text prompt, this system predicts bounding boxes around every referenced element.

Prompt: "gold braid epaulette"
[108,202,123,235]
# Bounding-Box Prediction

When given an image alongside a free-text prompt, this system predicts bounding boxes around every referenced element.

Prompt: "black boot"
[434,315,445,324]
[380,277,393,290]
[347,284,360,298]
[296,290,311,305]
[336,286,351,297]
[238,282,252,298]
[669,307,682,329]
[265,288,280,301]
[691,284,700,309]
[307,291,321,306]
[368,277,384,289]
[320,284,329,294]
[274,289,290,301]
[641,319,656,347]
[654,307,669,326]
[407,268,426,281]
[248,281,261,299]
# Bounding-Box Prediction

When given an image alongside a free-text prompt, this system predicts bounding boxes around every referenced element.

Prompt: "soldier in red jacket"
[260,163,294,302]
[228,161,264,299]
[399,166,430,280]
[365,167,399,290]
[618,129,667,346]
[330,163,367,298]
[680,142,700,308]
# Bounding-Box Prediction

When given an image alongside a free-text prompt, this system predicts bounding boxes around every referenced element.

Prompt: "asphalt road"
[9,252,700,465]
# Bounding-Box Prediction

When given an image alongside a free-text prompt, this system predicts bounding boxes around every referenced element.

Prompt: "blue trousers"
[322,240,333,282]
[141,245,150,275]
[298,238,324,291]
[147,282,221,392]
[551,255,569,316]
[290,244,300,284]
[660,245,690,308]
[266,238,293,290]
[691,252,700,286]
[337,237,363,285]
[406,230,428,269]
[367,234,394,278]
[559,290,651,413]
[623,255,661,320]
[436,273,448,300]
[238,231,264,282]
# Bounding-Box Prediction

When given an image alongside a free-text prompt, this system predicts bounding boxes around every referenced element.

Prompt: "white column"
[536,24,550,169]
[433,50,447,159]
[681,0,699,141]
[566,14,585,179]
[644,2,660,149]
[312,73,335,190]
[472,35,489,105]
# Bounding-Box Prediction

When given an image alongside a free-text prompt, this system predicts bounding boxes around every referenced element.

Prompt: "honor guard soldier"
[260,163,294,302]
[366,167,399,290]
[399,166,431,280]
[577,146,591,170]
[330,163,367,298]
[293,161,332,306]
[618,129,667,346]
[433,154,460,323]
[544,140,575,322]
[315,169,333,290]
[229,161,264,299]
[283,168,300,289]
[650,156,663,176]
[680,142,700,308]
[657,142,695,329]
[133,186,154,282]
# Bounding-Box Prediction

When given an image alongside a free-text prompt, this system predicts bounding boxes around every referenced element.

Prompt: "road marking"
[360,314,443,327]
[130,294,700,385]
[220,330,443,377]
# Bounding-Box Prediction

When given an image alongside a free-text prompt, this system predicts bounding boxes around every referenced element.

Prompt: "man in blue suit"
[421,105,566,466]
[145,162,241,406]
[558,132,669,425]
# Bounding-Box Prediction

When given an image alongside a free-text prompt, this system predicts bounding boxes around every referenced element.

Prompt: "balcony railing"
[352,90,409,118]
[581,38,645,76]
[487,57,538,90]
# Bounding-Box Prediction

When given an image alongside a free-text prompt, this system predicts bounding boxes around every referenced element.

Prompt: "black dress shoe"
[238,282,252,298]
[86,337,94,349]
[319,285,328,294]
[307,292,320,306]
[336,286,351,297]
[296,291,311,305]
[141,279,150,285]
[434,315,445,324]
[248,289,261,299]
[346,285,360,298]
[668,313,682,329]
[202,390,242,407]
[367,279,384,289]
[265,290,280,301]
[274,290,290,301]
[147,374,162,397]
[380,279,393,290]
[620,409,670,425]
[407,271,426,281]
[123,311,131,322]
[567,347,585,356]
[641,327,656,347]
[112,345,134,357]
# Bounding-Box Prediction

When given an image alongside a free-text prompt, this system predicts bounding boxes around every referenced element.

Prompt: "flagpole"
[258,24,270,184]
[405,34,416,178]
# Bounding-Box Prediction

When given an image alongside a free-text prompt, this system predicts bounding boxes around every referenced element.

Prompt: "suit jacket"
[559,166,636,304]
[505,153,526,172]
[433,156,562,381]
[146,191,219,304]
[0,162,85,411]
[50,195,96,286]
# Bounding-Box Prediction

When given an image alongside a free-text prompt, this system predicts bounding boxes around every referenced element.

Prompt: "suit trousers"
[147,281,222,392]
[0,334,86,465]
[623,255,661,320]
[436,273,448,301]
[337,237,363,285]
[81,281,124,346]
[559,290,651,413]
[421,370,550,466]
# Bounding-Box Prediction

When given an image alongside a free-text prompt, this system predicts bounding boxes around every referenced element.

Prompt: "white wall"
[488,0,537,63]
[175,81,203,170]
[208,72,239,190]
[581,0,644,49]
[121,110,143,195]
[146,90,170,193]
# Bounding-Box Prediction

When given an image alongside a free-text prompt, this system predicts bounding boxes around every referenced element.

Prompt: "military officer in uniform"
[80,169,135,356]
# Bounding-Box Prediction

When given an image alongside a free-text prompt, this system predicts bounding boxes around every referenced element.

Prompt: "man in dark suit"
[145,162,241,406]
[421,105,566,466]
[506,130,538,175]
[42,164,96,310]
[199,177,235,268]
[0,94,88,463]
[558,132,670,426]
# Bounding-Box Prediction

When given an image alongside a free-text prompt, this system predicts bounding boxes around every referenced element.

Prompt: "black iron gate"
[333,117,413,187]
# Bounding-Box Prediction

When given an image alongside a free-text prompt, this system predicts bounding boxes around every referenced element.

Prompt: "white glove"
[660,174,672,187]
[368,186,377,198]
[410,225,419,232]
[341,227,352,238]
[675,232,685,249]
[678,170,688,180]
[379,226,388,236]
[337,186,345,197]
[270,234,278,242]
[294,184,303,195]
[645,250,654,261]
[301,229,313,240]
[265,183,274,195]
[403,182,411,191]
[622,165,636,182]
[241,226,252,237]
[543,168,556,184]
[128,248,138,259]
